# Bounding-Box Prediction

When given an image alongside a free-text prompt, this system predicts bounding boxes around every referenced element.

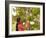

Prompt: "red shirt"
[18,21,24,31]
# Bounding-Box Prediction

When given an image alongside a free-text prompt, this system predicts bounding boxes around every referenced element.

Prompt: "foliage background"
[12,7,40,31]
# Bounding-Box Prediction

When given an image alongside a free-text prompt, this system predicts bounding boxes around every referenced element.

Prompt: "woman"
[16,17,24,31]
[25,20,30,30]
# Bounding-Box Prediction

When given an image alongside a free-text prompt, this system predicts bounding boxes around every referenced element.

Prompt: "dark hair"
[17,17,20,22]
[16,17,20,31]
[16,23,18,31]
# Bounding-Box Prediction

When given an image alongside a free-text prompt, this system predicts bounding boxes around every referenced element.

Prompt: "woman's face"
[20,20,22,23]
[26,20,30,24]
